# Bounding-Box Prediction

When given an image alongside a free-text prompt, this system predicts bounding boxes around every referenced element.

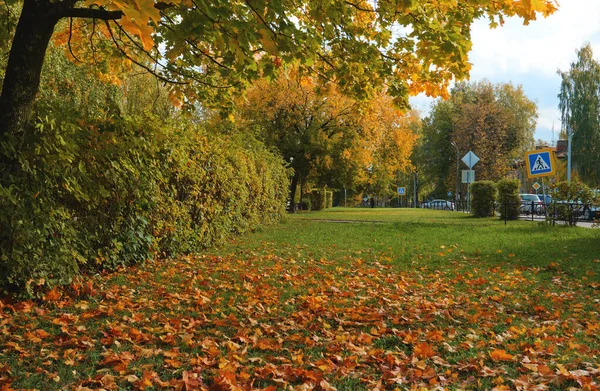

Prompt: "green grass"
[222,207,599,279]
[1,207,599,390]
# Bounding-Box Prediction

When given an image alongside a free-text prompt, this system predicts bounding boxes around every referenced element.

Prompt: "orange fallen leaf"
[490,349,514,362]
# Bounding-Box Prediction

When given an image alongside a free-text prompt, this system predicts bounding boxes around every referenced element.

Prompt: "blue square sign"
[397,187,406,196]
[525,148,555,179]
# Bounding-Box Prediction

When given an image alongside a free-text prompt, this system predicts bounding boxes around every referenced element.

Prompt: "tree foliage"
[238,69,418,208]
[558,43,600,186]
[1,0,557,139]
[417,81,537,199]
[0,47,289,295]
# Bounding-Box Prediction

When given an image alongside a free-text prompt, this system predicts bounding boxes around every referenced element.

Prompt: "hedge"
[0,116,289,295]
[308,189,326,210]
[496,178,521,220]
[470,181,497,217]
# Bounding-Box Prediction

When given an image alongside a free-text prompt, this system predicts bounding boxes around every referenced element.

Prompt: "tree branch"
[62,8,123,20]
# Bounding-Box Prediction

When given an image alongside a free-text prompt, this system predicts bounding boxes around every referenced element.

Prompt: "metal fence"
[504,200,596,226]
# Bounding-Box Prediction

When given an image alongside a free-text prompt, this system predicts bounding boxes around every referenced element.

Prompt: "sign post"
[461,151,480,212]
[397,187,405,208]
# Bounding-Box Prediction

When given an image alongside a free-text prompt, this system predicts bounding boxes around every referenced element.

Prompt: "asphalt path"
[518,213,597,228]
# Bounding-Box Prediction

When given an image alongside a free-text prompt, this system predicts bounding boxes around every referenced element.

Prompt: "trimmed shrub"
[308,189,326,210]
[300,198,311,211]
[470,181,497,217]
[496,178,521,220]
[326,191,333,208]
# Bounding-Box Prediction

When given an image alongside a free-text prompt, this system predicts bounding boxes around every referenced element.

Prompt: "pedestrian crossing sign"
[525,148,556,179]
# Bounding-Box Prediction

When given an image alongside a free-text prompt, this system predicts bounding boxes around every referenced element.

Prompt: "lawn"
[1,208,599,390]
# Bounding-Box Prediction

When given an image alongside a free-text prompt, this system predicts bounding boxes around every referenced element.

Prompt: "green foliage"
[0,49,289,295]
[0,115,156,294]
[326,191,333,209]
[546,180,596,226]
[151,129,288,255]
[496,178,521,220]
[559,43,600,186]
[470,181,497,217]
[308,189,326,211]
[417,81,537,199]
[0,113,288,294]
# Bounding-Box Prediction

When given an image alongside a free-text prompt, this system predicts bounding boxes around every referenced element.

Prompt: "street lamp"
[450,141,460,209]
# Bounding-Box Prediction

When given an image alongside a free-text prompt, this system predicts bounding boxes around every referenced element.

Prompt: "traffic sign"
[461,170,475,183]
[532,182,541,191]
[525,148,556,179]
[461,151,480,169]
[397,187,406,196]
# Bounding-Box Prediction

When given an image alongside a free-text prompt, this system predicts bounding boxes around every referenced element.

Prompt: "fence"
[503,200,594,226]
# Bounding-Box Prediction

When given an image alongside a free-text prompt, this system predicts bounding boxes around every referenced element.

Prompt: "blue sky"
[409,0,600,143]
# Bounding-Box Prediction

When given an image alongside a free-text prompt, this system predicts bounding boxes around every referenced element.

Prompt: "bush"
[0,48,290,295]
[470,181,497,217]
[546,180,595,226]
[308,189,326,210]
[496,178,521,220]
[0,115,289,295]
[299,198,311,211]
[151,129,289,254]
[326,191,333,209]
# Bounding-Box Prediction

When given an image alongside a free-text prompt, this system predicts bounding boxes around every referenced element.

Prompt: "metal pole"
[568,125,573,183]
[467,170,471,213]
[451,142,459,211]
[541,178,547,216]
[344,188,347,207]
[413,171,418,208]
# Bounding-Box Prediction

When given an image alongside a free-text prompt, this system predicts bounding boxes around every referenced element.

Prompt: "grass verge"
[1,208,599,390]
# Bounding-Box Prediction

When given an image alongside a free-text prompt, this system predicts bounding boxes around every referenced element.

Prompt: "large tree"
[1,0,557,147]
[418,81,537,198]
[238,70,419,211]
[559,43,600,186]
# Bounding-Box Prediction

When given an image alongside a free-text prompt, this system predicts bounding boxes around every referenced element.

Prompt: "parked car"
[583,191,599,220]
[582,205,599,221]
[430,199,454,210]
[519,194,543,215]
[541,194,552,205]
[421,201,430,209]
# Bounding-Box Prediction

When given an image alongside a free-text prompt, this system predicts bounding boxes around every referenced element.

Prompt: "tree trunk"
[288,173,299,213]
[0,0,61,144]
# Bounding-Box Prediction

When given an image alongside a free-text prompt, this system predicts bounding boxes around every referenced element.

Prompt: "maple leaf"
[490,349,514,362]
[413,342,436,359]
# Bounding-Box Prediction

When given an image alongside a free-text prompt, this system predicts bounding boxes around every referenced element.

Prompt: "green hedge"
[0,116,288,295]
[496,178,521,220]
[308,189,326,210]
[326,191,333,209]
[470,181,497,217]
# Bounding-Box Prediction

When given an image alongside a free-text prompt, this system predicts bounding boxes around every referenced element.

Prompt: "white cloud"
[410,1,600,142]
[469,1,600,79]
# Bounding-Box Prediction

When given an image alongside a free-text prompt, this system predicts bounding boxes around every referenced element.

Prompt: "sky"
[409,0,600,144]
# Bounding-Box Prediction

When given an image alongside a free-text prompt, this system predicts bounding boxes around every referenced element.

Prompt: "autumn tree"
[418,81,537,199]
[360,97,419,202]
[238,70,419,210]
[1,0,557,156]
[239,70,362,212]
[559,43,600,186]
